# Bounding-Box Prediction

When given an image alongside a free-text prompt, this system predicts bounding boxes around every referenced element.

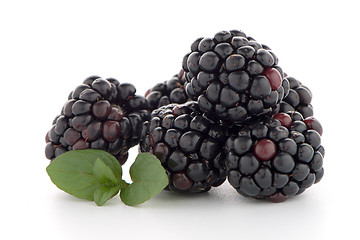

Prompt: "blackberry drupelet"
[145,70,190,111]
[139,102,228,193]
[225,111,324,202]
[280,76,314,118]
[182,30,288,124]
[45,75,149,165]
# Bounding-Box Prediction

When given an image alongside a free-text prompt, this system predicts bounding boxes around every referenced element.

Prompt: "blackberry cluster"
[182,30,289,124]
[280,76,314,118]
[45,29,325,202]
[225,111,324,202]
[45,76,149,165]
[145,70,189,111]
[139,102,227,193]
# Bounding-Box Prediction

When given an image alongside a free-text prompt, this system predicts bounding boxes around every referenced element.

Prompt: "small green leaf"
[46,149,123,203]
[88,149,122,182]
[94,185,120,206]
[120,153,168,206]
[93,158,119,186]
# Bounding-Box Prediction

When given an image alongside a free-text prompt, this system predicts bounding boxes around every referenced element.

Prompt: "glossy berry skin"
[45,76,150,165]
[225,111,324,202]
[182,30,287,124]
[145,70,190,111]
[254,139,277,161]
[139,102,228,193]
[280,76,314,118]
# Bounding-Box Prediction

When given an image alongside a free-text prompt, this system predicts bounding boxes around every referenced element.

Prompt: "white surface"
[0,0,358,239]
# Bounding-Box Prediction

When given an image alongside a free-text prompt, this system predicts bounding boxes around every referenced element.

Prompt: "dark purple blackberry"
[280,76,314,118]
[182,30,288,124]
[45,75,149,165]
[139,102,228,193]
[225,111,324,202]
[145,70,190,111]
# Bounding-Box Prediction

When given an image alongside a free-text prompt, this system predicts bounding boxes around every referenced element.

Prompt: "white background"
[0,0,358,239]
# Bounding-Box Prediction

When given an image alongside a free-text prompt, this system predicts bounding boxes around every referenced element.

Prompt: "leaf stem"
[119,180,130,190]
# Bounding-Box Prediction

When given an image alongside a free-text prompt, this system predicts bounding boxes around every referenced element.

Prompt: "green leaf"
[88,149,122,182]
[46,149,123,203]
[120,153,168,206]
[93,158,119,186]
[94,185,120,206]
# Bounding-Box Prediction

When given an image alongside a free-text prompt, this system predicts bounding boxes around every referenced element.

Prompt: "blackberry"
[45,75,149,165]
[280,76,314,118]
[139,102,228,193]
[182,30,288,124]
[225,111,324,202]
[145,70,190,111]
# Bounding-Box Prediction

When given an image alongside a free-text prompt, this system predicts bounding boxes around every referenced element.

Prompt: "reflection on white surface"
[46,175,326,240]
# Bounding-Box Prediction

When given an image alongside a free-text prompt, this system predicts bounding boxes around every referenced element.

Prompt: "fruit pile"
[46,30,324,203]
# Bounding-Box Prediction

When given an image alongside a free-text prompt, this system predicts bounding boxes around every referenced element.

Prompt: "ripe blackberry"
[280,76,314,118]
[182,30,288,124]
[139,102,228,193]
[145,70,190,111]
[225,111,324,202]
[45,75,149,165]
